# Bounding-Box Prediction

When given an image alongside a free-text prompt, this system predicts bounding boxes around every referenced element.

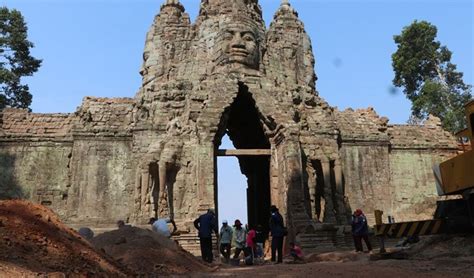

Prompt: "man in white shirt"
[148,217,177,238]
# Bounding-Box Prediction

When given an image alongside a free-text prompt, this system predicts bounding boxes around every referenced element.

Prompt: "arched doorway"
[215,84,271,231]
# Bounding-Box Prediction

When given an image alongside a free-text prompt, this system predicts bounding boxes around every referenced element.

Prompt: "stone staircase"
[66,222,398,257]
[173,233,201,255]
[295,223,400,253]
[66,221,218,257]
[295,223,343,253]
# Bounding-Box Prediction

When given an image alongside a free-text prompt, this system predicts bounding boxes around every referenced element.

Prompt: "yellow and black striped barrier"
[374,219,444,238]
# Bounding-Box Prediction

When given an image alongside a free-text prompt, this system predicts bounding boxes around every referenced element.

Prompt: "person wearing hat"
[194,209,218,263]
[219,219,233,263]
[232,219,247,260]
[351,209,372,252]
[269,205,285,263]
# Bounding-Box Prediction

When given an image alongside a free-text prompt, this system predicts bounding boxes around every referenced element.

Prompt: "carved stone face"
[219,24,259,69]
[140,49,151,77]
[140,34,162,81]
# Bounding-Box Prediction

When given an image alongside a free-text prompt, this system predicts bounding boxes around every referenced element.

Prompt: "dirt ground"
[0,200,213,277]
[1,200,473,277]
[91,226,212,276]
[0,200,129,277]
[196,235,474,277]
[200,257,473,278]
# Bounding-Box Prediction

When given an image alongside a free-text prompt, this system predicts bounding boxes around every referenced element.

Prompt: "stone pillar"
[306,164,317,221]
[158,161,170,218]
[271,143,288,216]
[196,143,216,213]
[321,159,336,223]
[270,147,280,209]
[141,170,151,217]
[334,160,347,224]
[134,168,143,220]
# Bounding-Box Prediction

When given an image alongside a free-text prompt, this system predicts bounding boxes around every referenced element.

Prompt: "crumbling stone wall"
[388,150,448,222]
[0,143,72,217]
[387,117,458,222]
[337,109,458,224]
[337,108,392,224]
[0,109,74,217]
[66,97,136,224]
[340,145,392,224]
[67,139,134,223]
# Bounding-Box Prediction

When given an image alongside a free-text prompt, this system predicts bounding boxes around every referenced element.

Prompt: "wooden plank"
[217,149,271,156]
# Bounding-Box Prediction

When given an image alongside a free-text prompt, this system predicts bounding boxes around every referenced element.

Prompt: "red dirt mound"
[0,200,129,277]
[91,226,212,276]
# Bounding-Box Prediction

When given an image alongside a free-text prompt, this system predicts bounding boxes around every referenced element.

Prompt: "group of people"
[147,206,372,265]
[193,205,300,264]
[217,219,265,264]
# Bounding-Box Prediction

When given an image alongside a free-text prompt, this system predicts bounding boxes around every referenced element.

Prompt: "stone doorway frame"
[214,148,272,229]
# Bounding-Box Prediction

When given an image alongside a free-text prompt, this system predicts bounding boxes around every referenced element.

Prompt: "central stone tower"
[132,0,348,245]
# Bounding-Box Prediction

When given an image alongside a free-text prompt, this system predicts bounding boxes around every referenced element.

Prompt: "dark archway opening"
[215,84,271,231]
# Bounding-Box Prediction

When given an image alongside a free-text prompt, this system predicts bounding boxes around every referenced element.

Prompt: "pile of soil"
[406,234,474,259]
[91,226,212,276]
[0,200,129,277]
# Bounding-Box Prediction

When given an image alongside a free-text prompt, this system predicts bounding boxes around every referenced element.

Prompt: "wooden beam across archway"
[217,149,271,157]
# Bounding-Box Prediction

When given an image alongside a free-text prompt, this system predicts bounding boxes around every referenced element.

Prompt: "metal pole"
[379,236,386,254]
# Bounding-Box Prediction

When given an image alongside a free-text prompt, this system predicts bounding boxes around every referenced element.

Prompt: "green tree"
[0,7,41,110]
[392,20,472,133]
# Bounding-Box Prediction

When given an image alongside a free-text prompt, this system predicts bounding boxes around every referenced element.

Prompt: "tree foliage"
[0,7,41,110]
[392,20,472,133]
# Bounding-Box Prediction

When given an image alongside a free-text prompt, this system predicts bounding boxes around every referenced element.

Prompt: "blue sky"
[3,0,473,226]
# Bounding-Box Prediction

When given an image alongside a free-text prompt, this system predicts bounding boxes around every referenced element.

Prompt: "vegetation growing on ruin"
[392,20,472,133]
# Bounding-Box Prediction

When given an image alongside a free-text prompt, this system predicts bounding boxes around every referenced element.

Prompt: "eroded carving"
[218,23,260,69]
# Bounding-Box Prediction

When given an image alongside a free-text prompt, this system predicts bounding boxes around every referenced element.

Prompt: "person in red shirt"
[289,242,304,263]
[244,226,257,265]
[246,227,256,251]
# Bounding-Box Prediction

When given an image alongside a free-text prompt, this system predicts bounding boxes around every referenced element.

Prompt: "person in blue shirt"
[269,205,285,263]
[194,209,218,263]
[148,217,177,238]
[351,209,372,252]
[219,219,233,262]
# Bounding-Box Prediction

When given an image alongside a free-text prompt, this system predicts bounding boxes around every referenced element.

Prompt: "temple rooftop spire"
[160,0,185,13]
[274,0,298,18]
[280,0,293,10]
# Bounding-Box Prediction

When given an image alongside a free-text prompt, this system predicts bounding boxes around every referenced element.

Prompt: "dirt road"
[194,254,474,277]
[2,200,473,277]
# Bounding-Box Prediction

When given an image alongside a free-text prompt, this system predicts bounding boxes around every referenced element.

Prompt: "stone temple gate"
[0,0,458,252]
